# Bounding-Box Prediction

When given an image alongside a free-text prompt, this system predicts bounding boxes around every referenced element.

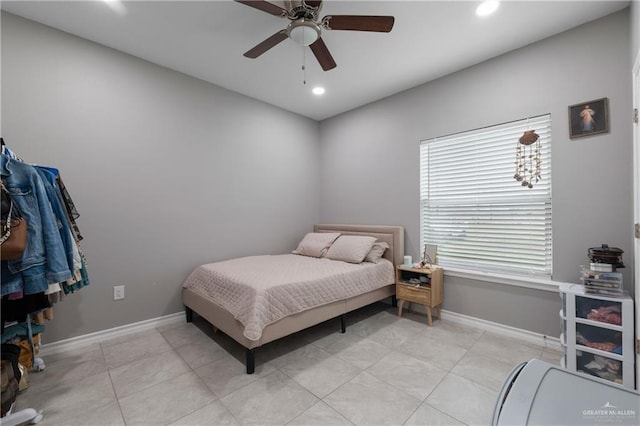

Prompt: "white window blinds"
[420,115,552,277]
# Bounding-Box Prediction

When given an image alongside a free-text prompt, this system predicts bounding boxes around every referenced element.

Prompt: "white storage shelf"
[559,283,635,389]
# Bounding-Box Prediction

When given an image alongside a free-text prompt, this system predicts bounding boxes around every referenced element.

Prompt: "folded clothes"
[584,355,620,373]
[0,323,45,343]
[587,306,622,325]
[585,341,617,352]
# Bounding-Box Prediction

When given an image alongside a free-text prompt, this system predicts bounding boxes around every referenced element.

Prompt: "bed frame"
[182,224,405,374]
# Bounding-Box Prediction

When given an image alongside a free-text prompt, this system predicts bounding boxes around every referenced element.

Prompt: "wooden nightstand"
[396,265,444,326]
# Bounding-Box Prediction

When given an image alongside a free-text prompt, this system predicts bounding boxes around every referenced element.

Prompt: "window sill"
[443,267,561,293]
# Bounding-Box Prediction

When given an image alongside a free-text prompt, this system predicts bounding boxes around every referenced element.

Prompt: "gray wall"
[631,0,639,63]
[319,9,634,337]
[1,8,635,343]
[1,12,321,343]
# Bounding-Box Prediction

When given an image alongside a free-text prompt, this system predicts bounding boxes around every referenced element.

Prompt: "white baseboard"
[440,309,562,351]
[40,306,562,357]
[40,312,184,357]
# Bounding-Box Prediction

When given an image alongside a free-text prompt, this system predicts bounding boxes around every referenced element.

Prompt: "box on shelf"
[579,266,623,296]
[589,262,613,272]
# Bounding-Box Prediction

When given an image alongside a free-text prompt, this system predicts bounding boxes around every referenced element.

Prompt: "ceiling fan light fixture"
[312,87,325,95]
[287,19,320,46]
[236,1,395,72]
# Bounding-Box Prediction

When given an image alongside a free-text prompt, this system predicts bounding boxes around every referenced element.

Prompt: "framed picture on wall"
[568,97,609,139]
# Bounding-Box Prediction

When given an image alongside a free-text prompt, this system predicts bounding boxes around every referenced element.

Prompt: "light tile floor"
[14,303,563,425]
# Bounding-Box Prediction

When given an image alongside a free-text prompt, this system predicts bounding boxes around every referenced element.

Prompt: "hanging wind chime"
[514,129,541,188]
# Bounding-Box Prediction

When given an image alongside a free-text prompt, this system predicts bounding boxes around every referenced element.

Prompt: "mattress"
[181,254,395,340]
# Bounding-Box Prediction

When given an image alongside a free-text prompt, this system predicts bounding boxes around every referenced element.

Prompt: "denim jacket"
[36,166,75,273]
[1,154,72,296]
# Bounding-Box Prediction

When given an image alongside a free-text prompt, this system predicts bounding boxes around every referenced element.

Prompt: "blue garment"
[1,145,22,161]
[63,252,90,294]
[0,322,46,343]
[35,167,75,273]
[0,154,72,296]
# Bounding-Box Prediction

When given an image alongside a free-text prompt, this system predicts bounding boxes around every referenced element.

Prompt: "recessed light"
[476,1,499,17]
[103,0,127,15]
[312,87,325,95]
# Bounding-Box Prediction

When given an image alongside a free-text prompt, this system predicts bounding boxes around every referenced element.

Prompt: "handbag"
[1,344,22,417]
[0,182,27,260]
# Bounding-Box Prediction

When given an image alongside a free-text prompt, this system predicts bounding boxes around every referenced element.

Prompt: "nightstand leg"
[397,300,405,317]
[436,305,441,320]
[426,307,433,326]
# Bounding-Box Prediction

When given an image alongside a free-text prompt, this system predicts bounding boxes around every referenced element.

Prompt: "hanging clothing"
[35,167,75,272]
[1,142,89,400]
[36,166,83,242]
[0,143,22,162]
[1,294,50,324]
[55,173,83,242]
[62,252,90,294]
[0,154,72,296]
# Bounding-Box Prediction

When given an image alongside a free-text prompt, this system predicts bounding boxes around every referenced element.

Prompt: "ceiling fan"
[236,0,395,71]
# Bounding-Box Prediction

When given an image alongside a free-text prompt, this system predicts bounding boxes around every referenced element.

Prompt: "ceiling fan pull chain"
[302,46,307,85]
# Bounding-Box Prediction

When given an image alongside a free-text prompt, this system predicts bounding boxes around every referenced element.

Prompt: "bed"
[181,224,404,374]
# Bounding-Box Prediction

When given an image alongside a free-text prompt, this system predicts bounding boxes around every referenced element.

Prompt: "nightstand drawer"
[396,283,431,305]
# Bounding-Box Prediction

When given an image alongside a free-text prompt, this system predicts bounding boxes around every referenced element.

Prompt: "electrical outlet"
[113,285,125,300]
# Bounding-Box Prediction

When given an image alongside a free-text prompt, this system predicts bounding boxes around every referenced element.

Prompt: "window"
[420,115,552,277]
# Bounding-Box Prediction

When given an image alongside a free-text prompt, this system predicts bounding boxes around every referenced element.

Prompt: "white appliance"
[492,359,639,425]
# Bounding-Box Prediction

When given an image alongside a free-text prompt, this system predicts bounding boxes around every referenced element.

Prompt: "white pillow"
[364,241,390,263]
[325,235,377,264]
[292,232,341,258]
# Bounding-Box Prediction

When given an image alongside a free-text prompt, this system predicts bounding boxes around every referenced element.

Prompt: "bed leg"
[391,295,398,307]
[340,314,346,333]
[246,348,256,375]
[185,306,193,323]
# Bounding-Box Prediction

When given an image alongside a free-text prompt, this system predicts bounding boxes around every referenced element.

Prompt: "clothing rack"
[1,139,45,425]
[0,137,89,426]
[2,139,89,424]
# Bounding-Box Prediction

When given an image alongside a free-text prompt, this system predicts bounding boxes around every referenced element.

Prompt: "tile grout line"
[414,330,484,426]
[154,324,240,426]
[101,341,128,426]
[396,366,450,426]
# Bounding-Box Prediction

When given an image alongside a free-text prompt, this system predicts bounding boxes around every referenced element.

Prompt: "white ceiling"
[1,0,630,121]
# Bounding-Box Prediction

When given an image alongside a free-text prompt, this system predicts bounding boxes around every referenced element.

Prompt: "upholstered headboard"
[314,224,405,266]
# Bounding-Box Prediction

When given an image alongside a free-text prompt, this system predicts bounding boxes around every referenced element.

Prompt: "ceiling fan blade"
[309,37,336,71]
[235,1,287,17]
[304,1,323,9]
[322,15,395,32]
[243,29,289,58]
